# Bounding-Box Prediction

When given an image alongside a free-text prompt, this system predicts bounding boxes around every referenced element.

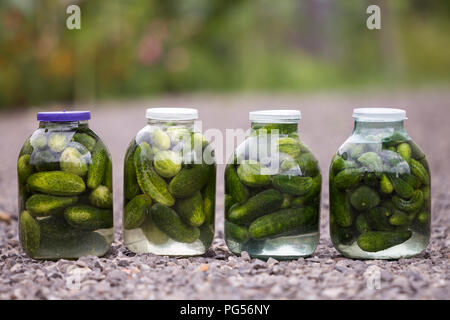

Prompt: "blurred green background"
[0,0,449,109]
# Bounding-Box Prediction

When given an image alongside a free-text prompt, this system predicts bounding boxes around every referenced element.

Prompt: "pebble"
[267,257,279,266]
[240,251,251,261]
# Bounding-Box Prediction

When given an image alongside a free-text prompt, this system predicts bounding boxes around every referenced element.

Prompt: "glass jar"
[123,108,216,255]
[225,110,321,259]
[17,111,114,259]
[329,108,430,259]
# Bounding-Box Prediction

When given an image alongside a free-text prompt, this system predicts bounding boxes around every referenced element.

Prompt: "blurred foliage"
[0,0,449,109]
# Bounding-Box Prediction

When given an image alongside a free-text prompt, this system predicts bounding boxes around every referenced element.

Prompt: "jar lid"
[37,111,91,122]
[146,108,198,121]
[249,110,301,123]
[352,108,407,122]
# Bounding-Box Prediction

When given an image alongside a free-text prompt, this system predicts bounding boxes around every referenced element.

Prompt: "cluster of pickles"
[17,126,113,259]
[123,122,216,254]
[225,123,321,254]
[330,132,431,254]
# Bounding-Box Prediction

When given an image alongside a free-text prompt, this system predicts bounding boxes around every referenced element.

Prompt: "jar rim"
[37,111,91,122]
[249,110,301,123]
[146,108,198,121]
[353,108,407,122]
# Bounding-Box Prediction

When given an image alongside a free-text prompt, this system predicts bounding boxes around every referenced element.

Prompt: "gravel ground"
[0,88,449,300]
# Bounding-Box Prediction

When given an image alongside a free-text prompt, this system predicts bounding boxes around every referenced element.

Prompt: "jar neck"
[250,122,298,135]
[147,119,195,128]
[38,120,89,129]
[353,120,406,133]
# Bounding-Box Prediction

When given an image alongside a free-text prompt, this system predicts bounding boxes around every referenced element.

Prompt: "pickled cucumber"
[134,142,175,206]
[175,191,205,227]
[26,194,78,217]
[18,154,34,184]
[249,207,316,240]
[225,164,249,203]
[64,205,113,231]
[87,145,107,189]
[357,231,412,252]
[19,211,40,256]
[150,204,200,243]
[27,171,86,196]
[123,194,152,230]
[227,189,283,225]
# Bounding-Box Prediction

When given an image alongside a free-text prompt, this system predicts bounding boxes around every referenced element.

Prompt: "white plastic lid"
[146,108,198,121]
[352,108,407,122]
[249,110,301,123]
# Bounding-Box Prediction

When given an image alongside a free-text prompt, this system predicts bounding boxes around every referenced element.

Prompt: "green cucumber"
[389,210,409,226]
[123,194,152,230]
[249,207,316,240]
[27,171,85,196]
[357,231,412,252]
[72,133,96,152]
[364,207,393,231]
[409,159,430,186]
[18,154,34,184]
[278,137,301,158]
[281,194,293,209]
[150,203,200,243]
[334,168,363,190]
[134,142,175,206]
[330,188,352,227]
[87,144,108,189]
[224,194,235,216]
[89,185,113,209]
[202,175,216,225]
[60,147,88,177]
[350,186,380,211]
[401,174,421,189]
[64,205,113,231]
[225,164,249,203]
[48,132,69,153]
[357,152,383,172]
[103,157,113,192]
[175,191,205,227]
[356,214,371,233]
[296,153,319,177]
[380,174,393,194]
[124,141,140,200]
[388,174,414,199]
[392,190,424,213]
[19,211,40,256]
[26,194,78,217]
[228,189,283,225]
[272,175,313,196]
[169,164,211,198]
[225,221,249,243]
[397,143,411,161]
[408,141,425,160]
[237,161,271,187]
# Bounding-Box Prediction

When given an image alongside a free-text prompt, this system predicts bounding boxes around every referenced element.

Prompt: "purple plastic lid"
[37,111,91,122]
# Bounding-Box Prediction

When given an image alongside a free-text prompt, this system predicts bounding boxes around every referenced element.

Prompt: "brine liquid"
[335,230,429,260]
[226,231,319,260]
[32,228,113,260]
